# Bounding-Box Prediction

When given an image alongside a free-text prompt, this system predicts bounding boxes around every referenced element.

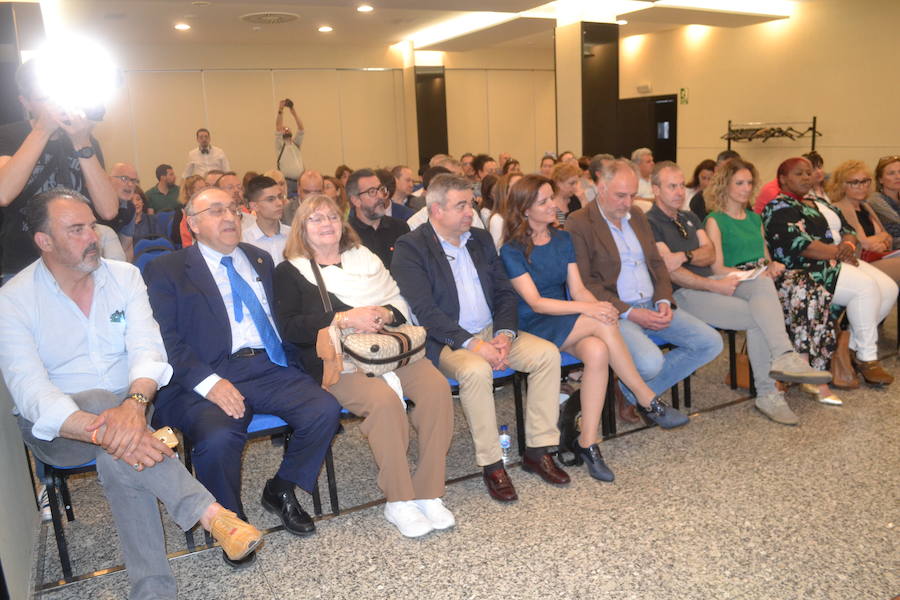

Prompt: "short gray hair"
[425,174,473,209]
[631,147,652,163]
[24,187,91,234]
[597,158,638,185]
[650,161,681,187]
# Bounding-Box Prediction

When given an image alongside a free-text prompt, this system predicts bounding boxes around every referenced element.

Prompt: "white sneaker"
[38,485,51,522]
[384,501,434,538]
[413,498,456,530]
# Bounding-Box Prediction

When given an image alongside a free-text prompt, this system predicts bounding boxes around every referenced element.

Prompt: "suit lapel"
[588,201,621,276]
[185,244,232,349]
[423,223,461,316]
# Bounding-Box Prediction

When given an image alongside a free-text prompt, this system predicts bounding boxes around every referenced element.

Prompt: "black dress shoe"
[222,549,257,569]
[521,452,570,485]
[261,479,316,537]
[569,439,614,482]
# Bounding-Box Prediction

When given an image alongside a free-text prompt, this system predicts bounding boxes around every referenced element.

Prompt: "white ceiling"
[53,0,789,53]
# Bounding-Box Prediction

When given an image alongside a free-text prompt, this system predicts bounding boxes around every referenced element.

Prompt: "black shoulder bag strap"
[308,258,334,313]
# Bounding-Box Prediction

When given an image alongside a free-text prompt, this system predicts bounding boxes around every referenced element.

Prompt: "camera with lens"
[283,98,294,109]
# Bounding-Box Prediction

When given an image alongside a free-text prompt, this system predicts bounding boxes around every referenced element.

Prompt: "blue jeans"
[617,302,723,404]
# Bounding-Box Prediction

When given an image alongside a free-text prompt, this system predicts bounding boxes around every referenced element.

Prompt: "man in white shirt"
[631,147,656,210]
[242,175,290,265]
[183,128,230,179]
[274,99,304,197]
[0,188,262,595]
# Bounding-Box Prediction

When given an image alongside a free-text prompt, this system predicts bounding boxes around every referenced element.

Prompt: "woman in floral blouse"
[763,157,897,389]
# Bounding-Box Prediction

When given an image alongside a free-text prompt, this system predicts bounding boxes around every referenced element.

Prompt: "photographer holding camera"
[0,59,118,283]
[275,99,305,198]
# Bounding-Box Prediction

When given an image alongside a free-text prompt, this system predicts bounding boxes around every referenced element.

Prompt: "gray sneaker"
[755,391,799,426]
[769,351,832,385]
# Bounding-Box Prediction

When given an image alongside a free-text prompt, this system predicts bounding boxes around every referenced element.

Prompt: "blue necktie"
[220,256,287,367]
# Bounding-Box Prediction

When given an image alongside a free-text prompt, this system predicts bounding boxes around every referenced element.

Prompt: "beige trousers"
[439,328,561,466]
[330,359,453,501]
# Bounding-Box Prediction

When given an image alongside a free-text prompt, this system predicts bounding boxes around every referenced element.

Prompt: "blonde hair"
[704,158,759,212]
[827,160,871,204]
[283,194,361,260]
[179,175,205,206]
[550,161,580,185]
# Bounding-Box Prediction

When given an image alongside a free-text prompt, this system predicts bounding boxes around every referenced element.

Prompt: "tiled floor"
[32,322,899,599]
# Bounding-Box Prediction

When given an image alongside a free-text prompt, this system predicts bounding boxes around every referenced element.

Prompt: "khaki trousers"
[330,359,453,501]
[439,328,561,466]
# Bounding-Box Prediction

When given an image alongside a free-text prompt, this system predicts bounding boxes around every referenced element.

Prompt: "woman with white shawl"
[273,194,455,539]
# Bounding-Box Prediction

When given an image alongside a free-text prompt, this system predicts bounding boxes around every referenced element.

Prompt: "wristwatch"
[124,392,150,408]
[684,249,694,263]
[74,146,95,159]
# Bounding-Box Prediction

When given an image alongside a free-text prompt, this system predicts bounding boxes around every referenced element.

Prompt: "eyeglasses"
[191,203,242,218]
[845,178,872,187]
[307,213,341,225]
[356,185,387,199]
[673,217,689,239]
[112,175,140,185]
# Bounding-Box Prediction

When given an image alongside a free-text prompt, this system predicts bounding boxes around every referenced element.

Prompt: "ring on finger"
[132,463,141,470]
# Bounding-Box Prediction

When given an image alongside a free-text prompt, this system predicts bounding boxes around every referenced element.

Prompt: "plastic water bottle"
[498,425,512,465]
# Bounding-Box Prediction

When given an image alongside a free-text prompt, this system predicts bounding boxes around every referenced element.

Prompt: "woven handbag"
[309,259,426,377]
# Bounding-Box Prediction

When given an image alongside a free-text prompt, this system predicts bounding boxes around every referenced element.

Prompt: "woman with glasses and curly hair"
[764,157,896,388]
[828,160,900,282]
[499,174,682,482]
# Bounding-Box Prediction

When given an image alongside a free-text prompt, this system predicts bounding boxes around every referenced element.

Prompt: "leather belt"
[230,347,267,359]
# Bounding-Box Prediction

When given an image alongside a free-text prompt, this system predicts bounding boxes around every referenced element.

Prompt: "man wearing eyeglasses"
[143,187,341,565]
[347,168,410,268]
[646,161,830,426]
[104,162,140,260]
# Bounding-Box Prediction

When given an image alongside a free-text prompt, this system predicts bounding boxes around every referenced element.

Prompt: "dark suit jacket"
[566,201,675,314]
[391,222,518,364]
[143,243,292,399]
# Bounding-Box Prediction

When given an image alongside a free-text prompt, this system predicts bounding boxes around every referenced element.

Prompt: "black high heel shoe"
[569,438,614,482]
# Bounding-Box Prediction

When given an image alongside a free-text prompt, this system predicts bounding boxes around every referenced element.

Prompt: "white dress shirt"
[241,220,290,266]
[0,259,173,441]
[183,145,231,179]
[192,242,281,397]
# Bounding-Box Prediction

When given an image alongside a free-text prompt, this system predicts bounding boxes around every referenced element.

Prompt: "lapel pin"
[257,258,263,264]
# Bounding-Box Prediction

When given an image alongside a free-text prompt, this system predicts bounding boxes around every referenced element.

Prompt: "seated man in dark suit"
[392,173,568,504]
[144,187,341,565]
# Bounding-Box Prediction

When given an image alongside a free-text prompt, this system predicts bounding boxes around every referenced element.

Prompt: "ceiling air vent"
[239,12,300,25]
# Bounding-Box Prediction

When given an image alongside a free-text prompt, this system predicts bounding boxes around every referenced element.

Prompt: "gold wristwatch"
[124,392,150,408]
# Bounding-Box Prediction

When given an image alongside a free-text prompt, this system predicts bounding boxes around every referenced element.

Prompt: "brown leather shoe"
[522,452,570,485]
[483,467,518,502]
[851,353,894,386]
[210,509,263,562]
[615,386,640,423]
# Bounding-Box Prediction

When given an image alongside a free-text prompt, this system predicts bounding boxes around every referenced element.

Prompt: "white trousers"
[832,260,898,361]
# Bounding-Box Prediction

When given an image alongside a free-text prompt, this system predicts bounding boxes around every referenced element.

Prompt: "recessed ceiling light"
[318,25,334,32]
[174,23,191,31]
[357,4,374,13]
[616,19,628,25]
[191,1,211,6]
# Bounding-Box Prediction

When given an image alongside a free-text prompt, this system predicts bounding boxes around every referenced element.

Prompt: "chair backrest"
[154,211,176,239]
[135,248,172,273]
[134,237,175,255]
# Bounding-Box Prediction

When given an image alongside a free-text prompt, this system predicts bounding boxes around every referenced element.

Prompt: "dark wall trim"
[414,66,448,172]
[581,22,619,157]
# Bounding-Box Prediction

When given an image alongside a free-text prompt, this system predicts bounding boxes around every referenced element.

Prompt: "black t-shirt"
[347,214,410,268]
[0,120,105,275]
[646,204,712,284]
[688,190,707,222]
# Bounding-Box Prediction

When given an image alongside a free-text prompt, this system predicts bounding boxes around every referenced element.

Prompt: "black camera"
[283,98,294,109]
